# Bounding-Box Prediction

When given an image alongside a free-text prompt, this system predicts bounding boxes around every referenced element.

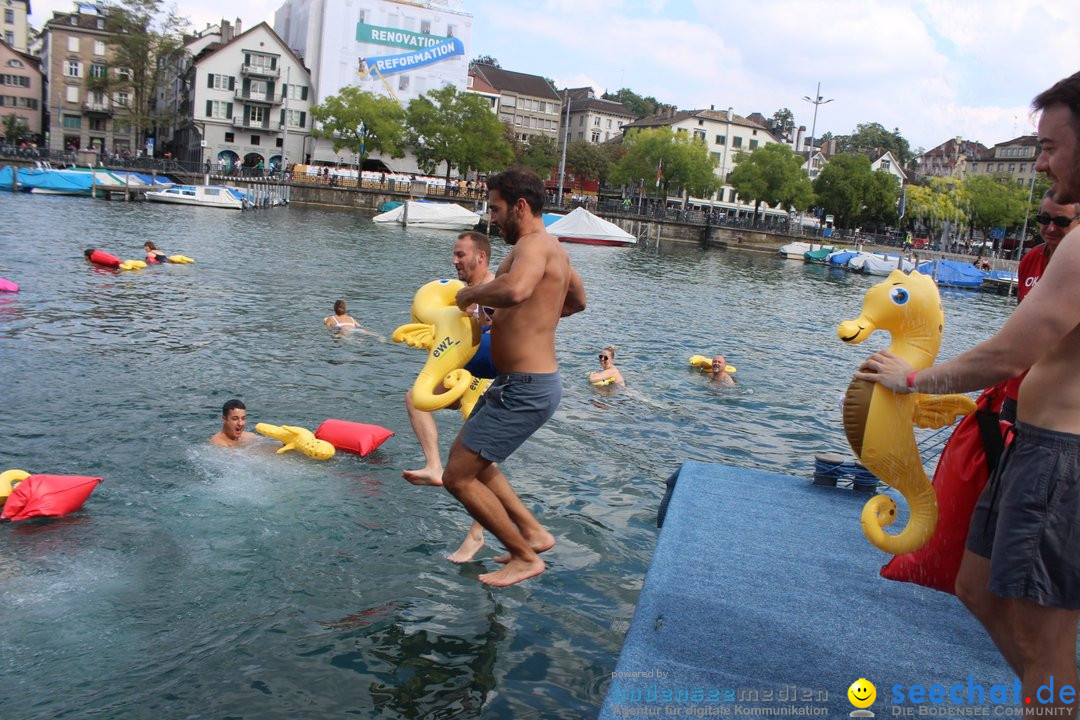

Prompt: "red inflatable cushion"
[1,474,103,522]
[315,419,393,457]
[880,384,1007,594]
[89,249,121,267]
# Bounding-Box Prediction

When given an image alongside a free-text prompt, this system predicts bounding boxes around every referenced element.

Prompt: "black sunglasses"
[598,354,610,361]
[1036,212,1079,227]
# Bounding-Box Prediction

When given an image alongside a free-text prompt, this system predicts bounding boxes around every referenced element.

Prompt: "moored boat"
[145,184,249,210]
[546,207,636,246]
[372,201,481,231]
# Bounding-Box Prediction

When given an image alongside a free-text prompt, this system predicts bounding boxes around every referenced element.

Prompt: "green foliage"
[105,0,188,147]
[904,177,968,234]
[565,140,609,182]
[964,174,1030,236]
[609,127,720,198]
[832,122,913,166]
[311,86,406,160]
[771,108,795,137]
[1,113,27,143]
[404,85,512,176]
[516,134,558,179]
[600,88,673,119]
[727,143,813,224]
[812,153,900,228]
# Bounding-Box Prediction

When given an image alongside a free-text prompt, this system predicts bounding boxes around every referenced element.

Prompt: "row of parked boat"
[0,164,283,210]
[778,241,1018,293]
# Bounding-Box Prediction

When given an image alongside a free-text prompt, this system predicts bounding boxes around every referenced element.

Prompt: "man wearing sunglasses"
[854,72,1080,710]
[1018,191,1080,302]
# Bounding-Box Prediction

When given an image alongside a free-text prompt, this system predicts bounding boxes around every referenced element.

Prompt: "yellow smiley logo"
[848,678,876,709]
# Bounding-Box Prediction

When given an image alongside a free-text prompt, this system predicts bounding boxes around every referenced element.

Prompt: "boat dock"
[600,460,1037,718]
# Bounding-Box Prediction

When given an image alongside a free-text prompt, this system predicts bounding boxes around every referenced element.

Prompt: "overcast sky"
[32,0,1080,152]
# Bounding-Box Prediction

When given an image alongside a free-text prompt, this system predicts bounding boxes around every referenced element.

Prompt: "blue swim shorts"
[460,371,562,463]
[463,327,497,380]
[967,422,1080,609]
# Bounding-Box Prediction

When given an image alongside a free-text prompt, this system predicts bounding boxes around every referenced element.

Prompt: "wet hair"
[84,248,94,259]
[145,241,157,251]
[603,345,616,360]
[333,300,347,315]
[1034,71,1080,138]
[458,230,491,259]
[1041,188,1080,214]
[487,168,545,216]
[222,398,246,417]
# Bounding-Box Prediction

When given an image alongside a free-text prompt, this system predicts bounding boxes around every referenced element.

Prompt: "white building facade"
[184,22,312,172]
[274,0,472,168]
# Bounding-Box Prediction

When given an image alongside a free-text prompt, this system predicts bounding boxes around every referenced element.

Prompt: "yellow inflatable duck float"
[0,468,29,505]
[255,423,336,460]
[689,355,736,374]
[392,279,484,414]
[168,255,195,264]
[118,259,147,271]
[838,269,975,555]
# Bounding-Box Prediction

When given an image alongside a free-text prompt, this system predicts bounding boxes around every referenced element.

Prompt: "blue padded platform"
[600,461,1056,718]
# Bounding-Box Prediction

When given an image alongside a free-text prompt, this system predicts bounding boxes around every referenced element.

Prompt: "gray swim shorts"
[460,371,562,463]
[966,422,1080,609]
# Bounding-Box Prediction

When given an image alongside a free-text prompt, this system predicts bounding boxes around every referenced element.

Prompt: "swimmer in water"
[589,345,625,386]
[209,398,258,447]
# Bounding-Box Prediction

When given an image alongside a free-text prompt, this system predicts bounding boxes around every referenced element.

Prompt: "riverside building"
[273,0,472,170]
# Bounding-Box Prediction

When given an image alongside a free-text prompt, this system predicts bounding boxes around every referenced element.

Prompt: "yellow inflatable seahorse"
[255,423,335,460]
[837,269,976,555]
[0,469,29,505]
[689,355,736,374]
[392,279,483,414]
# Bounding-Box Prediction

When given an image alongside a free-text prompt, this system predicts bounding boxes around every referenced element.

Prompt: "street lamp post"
[556,90,572,208]
[802,82,833,178]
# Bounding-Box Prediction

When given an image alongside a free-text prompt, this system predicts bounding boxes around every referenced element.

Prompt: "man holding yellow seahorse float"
[852,70,1080,719]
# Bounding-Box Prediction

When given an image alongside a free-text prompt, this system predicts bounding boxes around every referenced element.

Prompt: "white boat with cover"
[145,184,248,210]
[546,207,636,246]
[372,201,480,230]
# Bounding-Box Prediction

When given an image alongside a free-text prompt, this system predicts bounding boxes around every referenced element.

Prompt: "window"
[4,9,13,23]
[711,152,722,162]
[276,137,283,147]
[249,79,267,99]
[1008,163,1015,172]
[245,53,274,70]
[68,36,80,52]
[116,91,129,106]
[65,85,79,103]
[606,118,612,128]
[880,159,890,171]
[62,114,81,129]
[207,100,231,119]
[113,119,130,134]
[90,64,107,79]
[998,163,1004,172]
[693,129,705,141]
[284,109,305,127]
[398,75,409,91]
[591,131,600,143]
[6,59,23,68]
[117,68,132,81]
[578,116,584,126]
[716,135,725,145]
[446,24,455,37]
[971,163,978,172]
[593,116,600,126]
[91,90,105,105]
[224,132,234,142]
[732,136,743,148]
[3,32,11,45]
[89,117,106,131]
[249,106,266,124]
[250,135,260,145]
[283,84,307,101]
[420,19,431,34]
[499,112,512,124]
[211,74,232,90]
[1019,163,1026,173]
[65,60,81,77]
[749,139,758,150]
[501,94,515,108]
[0,74,29,87]
[698,119,704,126]
[94,40,106,56]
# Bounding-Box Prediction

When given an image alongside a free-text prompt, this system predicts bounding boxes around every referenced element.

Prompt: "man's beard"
[1053,148,1080,204]
[500,214,521,245]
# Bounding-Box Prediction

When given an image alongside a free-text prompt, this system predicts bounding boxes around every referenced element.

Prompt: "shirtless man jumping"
[854,72,1080,712]
[441,168,586,587]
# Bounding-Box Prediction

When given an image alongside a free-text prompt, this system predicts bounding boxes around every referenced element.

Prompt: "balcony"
[234,89,280,106]
[82,101,113,116]
[241,63,279,79]
[231,116,270,130]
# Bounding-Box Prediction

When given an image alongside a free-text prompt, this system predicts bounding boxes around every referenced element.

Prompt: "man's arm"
[457,238,545,310]
[561,266,586,317]
[855,231,1080,394]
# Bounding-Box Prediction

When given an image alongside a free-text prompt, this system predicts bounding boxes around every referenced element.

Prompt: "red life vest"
[314,419,393,457]
[88,249,121,267]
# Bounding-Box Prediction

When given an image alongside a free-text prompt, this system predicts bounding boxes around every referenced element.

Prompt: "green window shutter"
[281,83,287,100]
[226,102,232,119]
[206,100,212,116]
[301,86,307,101]
[228,76,235,91]
[207,73,213,88]
[242,78,250,94]
[279,109,284,125]
[299,111,306,128]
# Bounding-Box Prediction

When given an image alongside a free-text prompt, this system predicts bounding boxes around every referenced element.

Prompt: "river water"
[0,194,1012,719]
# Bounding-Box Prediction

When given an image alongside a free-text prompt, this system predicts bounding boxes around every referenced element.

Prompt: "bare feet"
[402,466,443,486]
[493,530,556,564]
[447,525,485,563]
[479,557,546,587]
